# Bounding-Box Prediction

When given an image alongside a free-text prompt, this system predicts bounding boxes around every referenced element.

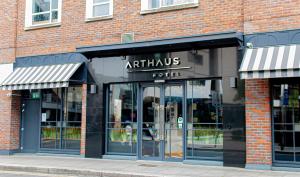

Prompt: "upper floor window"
[25,0,62,28]
[86,0,113,20]
[141,0,198,11]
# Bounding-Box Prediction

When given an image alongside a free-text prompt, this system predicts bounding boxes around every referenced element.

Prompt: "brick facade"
[0,91,21,154]
[1,0,300,167]
[80,84,87,156]
[245,79,272,168]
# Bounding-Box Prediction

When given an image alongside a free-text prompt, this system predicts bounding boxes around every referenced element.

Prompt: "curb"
[0,165,160,177]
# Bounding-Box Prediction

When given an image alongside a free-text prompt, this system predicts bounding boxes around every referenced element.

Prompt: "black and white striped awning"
[0,63,82,90]
[240,45,300,79]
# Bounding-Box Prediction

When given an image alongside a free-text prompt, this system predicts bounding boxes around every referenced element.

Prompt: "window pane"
[94,0,109,3]
[41,89,62,149]
[62,86,82,150]
[149,0,160,9]
[107,83,137,154]
[186,79,223,160]
[274,132,294,161]
[52,0,58,9]
[52,10,58,22]
[33,0,50,13]
[93,4,110,17]
[33,13,50,25]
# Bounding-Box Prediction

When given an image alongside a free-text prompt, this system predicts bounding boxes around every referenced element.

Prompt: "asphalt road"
[0,170,83,177]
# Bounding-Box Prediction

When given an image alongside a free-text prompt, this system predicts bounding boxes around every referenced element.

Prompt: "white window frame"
[141,0,198,12]
[25,0,62,28]
[86,0,113,20]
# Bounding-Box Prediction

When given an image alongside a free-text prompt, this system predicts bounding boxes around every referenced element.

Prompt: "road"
[0,170,82,177]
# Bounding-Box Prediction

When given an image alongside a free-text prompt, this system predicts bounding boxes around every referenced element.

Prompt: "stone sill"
[85,15,113,23]
[24,23,61,31]
[140,3,199,15]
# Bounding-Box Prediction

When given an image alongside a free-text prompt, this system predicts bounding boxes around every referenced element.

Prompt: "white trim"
[25,0,62,28]
[86,0,113,19]
[141,0,198,11]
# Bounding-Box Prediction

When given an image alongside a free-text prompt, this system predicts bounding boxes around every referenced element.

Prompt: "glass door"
[141,83,184,161]
[142,85,162,160]
[164,84,184,160]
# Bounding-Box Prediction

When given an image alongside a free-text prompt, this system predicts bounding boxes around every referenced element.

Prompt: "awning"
[0,63,82,90]
[240,45,300,79]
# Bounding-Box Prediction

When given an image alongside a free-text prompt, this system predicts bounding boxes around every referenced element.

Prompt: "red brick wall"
[80,84,87,156]
[15,0,244,57]
[0,0,17,63]
[245,79,272,166]
[244,0,300,34]
[0,91,21,152]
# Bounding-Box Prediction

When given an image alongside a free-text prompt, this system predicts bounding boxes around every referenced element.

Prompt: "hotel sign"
[126,57,191,79]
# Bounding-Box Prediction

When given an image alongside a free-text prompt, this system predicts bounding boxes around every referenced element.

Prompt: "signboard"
[42,113,47,122]
[126,56,191,79]
[177,117,183,129]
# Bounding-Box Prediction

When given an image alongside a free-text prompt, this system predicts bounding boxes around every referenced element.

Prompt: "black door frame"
[139,81,185,161]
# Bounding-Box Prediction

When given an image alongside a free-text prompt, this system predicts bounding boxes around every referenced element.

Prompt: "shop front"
[0,53,88,155]
[240,44,300,168]
[81,32,246,167]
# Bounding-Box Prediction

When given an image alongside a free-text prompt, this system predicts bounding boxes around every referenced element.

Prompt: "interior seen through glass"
[106,79,224,161]
[41,86,82,151]
[272,83,300,162]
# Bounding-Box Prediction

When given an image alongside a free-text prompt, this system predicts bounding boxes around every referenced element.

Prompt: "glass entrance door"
[141,84,183,161]
[164,85,183,160]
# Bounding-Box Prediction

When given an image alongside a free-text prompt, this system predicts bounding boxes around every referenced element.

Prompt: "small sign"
[42,113,47,122]
[31,91,40,99]
[177,117,183,129]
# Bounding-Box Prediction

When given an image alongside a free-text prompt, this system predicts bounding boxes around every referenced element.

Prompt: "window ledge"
[85,15,113,22]
[24,22,61,31]
[140,3,199,15]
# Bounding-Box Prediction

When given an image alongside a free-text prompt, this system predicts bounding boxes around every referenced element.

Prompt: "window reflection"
[186,80,223,160]
[272,83,300,162]
[40,86,82,151]
[107,83,137,154]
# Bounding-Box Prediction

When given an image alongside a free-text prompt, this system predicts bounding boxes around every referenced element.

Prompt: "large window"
[272,83,300,163]
[25,0,62,27]
[141,0,198,11]
[186,79,223,161]
[40,86,82,151]
[86,0,113,19]
[106,83,137,155]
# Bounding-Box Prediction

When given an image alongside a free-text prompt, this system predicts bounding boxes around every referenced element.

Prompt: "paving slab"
[0,155,300,177]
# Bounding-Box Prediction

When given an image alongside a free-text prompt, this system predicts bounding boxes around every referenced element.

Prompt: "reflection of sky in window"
[187,80,223,99]
[143,87,160,98]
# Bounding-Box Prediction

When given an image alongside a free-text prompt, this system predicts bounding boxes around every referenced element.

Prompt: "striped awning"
[240,45,300,79]
[0,63,82,90]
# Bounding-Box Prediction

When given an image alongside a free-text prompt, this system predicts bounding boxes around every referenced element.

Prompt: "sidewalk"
[0,155,300,177]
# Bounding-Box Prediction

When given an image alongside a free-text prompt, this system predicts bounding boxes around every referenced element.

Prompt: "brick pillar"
[245,79,272,169]
[80,84,87,157]
[0,90,21,155]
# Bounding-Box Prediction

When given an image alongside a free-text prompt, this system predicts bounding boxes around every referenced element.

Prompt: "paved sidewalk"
[0,155,300,177]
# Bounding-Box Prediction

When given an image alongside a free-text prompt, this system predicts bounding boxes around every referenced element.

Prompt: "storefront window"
[63,87,82,150]
[186,79,223,160]
[41,88,62,149]
[41,86,82,151]
[107,83,137,155]
[272,83,300,163]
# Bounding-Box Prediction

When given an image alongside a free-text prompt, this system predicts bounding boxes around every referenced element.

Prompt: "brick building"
[1,0,300,170]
